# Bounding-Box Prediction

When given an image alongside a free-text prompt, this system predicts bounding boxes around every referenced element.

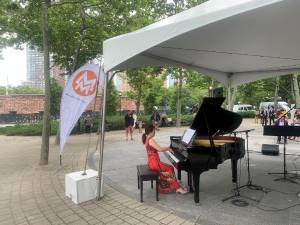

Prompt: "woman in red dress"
[142,125,188,194]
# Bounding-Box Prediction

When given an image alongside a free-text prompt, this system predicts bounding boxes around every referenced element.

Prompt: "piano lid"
[191,97,242,136]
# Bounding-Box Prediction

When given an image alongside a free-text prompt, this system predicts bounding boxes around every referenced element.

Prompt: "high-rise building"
[25,46,44,88]
[24,46,65,88]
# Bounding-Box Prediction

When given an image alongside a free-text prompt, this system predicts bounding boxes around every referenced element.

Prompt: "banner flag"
[59,64,104,153]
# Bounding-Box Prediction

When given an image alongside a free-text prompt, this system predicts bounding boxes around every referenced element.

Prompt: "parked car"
[233,104,255,113]
[259,101,290,111]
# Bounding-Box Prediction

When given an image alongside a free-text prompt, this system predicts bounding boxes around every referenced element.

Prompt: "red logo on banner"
[72,70,97,96]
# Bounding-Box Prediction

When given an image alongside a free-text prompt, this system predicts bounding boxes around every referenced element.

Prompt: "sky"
[0,47,26,86]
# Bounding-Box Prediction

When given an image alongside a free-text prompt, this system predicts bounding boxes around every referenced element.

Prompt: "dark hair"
[142,125,155,144]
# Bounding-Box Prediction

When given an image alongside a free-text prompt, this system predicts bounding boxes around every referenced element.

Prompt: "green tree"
[2,0,172,165]
[142,77,165,114]
[0,85,44,95]
[125,67,162,114]
[50,78,63,117]
[106,82,119,116]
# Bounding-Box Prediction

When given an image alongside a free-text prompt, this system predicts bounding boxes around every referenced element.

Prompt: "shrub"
[238,111,255,118]
[0,114,196,136]
[0,121,59,136]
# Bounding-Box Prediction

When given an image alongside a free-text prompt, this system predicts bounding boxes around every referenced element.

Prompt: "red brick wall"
[0,95,142,114]
[0,95,44,114]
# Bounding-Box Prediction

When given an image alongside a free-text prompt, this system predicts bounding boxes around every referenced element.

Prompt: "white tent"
[103,0,300,87]
[97,0,300,198]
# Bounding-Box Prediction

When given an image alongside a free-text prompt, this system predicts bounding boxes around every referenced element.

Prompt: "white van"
[259,101,290,111]
[233,104,255,113]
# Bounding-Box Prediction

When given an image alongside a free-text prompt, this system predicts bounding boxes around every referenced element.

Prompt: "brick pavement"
[0,136,195,225]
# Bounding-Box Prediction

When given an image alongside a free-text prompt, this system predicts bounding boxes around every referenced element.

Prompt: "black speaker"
[261,144,279,156]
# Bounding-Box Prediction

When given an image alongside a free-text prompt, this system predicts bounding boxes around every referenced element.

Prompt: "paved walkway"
[0,135,195,225]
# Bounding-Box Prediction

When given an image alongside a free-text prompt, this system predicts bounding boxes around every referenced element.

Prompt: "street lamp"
[119,93,122,116]
[209,86,213,97]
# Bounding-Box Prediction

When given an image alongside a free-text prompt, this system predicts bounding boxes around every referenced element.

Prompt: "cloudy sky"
[0,47,26,86]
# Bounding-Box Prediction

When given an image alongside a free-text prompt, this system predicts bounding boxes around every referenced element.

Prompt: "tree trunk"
[227,87,232,110]
[293,74,300,107]
[231,87,237,109]
[136,88,142,115]
[40,0,51,165]
[176,69,183,127]
[274,76,280,111]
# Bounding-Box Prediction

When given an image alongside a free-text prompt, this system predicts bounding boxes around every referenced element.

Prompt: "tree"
[50,78,63,117]
[292,74,300,107]
[0,85,44,95]
[106,81,118,116]
[125,68,161,114]
[142,77,165,114]
[40,0,51,166]
[1,0,173,165]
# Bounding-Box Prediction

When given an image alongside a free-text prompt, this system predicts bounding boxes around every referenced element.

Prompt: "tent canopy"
[103,0,300,87]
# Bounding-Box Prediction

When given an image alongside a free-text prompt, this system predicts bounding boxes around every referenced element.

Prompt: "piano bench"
[136,164,159,203]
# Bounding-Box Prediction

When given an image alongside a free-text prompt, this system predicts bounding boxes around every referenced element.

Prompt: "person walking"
[151,109,161,131]
[124,110,134,141]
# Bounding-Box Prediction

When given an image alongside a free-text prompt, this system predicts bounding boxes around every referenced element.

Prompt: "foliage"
[237,111,255,118]
[50,78,63,116]
[142,76,165,114]
[106,82,119,116]
[2,0,172,72]
[0,120,58,136]
[236,75,295,107]
[0,85,44,95]
[124,67,162,114]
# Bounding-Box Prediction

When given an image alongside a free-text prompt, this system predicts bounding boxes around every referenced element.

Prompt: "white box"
[65,169,104,204]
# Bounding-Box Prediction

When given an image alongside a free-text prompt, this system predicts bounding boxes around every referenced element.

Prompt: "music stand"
[268,137,298,183]
[264,124,299,183]
[222,130,259,205]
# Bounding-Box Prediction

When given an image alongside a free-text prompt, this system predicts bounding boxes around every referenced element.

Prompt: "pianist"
[142,125,188,194]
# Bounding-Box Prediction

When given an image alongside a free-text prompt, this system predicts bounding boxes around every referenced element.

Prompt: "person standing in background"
[268,106,275,125]
[125,110,134,141]
[275,115,288,144]
[151,109,161,131]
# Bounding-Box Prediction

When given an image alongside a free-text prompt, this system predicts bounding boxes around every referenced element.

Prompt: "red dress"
[145,137,180,193]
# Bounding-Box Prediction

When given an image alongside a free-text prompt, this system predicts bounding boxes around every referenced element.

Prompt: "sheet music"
[182,128,196,145]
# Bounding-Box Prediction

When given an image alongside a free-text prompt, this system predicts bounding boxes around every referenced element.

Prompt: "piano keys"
[164,97,245,203]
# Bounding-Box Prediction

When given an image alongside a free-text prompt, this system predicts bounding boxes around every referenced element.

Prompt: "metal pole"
[96,71,108,200]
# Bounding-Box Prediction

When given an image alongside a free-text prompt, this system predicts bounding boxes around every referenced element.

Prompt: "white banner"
[59,64,104,153]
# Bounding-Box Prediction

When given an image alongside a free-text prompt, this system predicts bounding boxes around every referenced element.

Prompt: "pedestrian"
[275,114,288,144]
[151,109,161,131]
[124,110,134,141]
[132,111,137,130]
[84,114,93,133]
[268,106,275,125]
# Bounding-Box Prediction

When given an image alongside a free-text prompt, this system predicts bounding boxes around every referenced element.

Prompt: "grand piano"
[164,97,245,203]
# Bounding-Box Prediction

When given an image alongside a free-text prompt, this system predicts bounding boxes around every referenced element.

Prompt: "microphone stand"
[236,129,264,192]
[222,130,259,206]
[268,104,299,183]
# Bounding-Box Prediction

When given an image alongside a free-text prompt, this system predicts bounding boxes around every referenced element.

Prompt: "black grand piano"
[164,97,245,203]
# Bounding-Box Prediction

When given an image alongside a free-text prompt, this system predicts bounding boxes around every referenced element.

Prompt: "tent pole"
[96,71,108,200]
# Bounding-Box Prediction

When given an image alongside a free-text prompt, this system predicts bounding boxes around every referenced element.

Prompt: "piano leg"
[192,172,200,203]
[188,172,194,192]
[231,159,237,183]
[178,169,181,180]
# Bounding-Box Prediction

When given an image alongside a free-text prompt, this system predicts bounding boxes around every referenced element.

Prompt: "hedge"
[237,111,256,118]
[0,113,202,136]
